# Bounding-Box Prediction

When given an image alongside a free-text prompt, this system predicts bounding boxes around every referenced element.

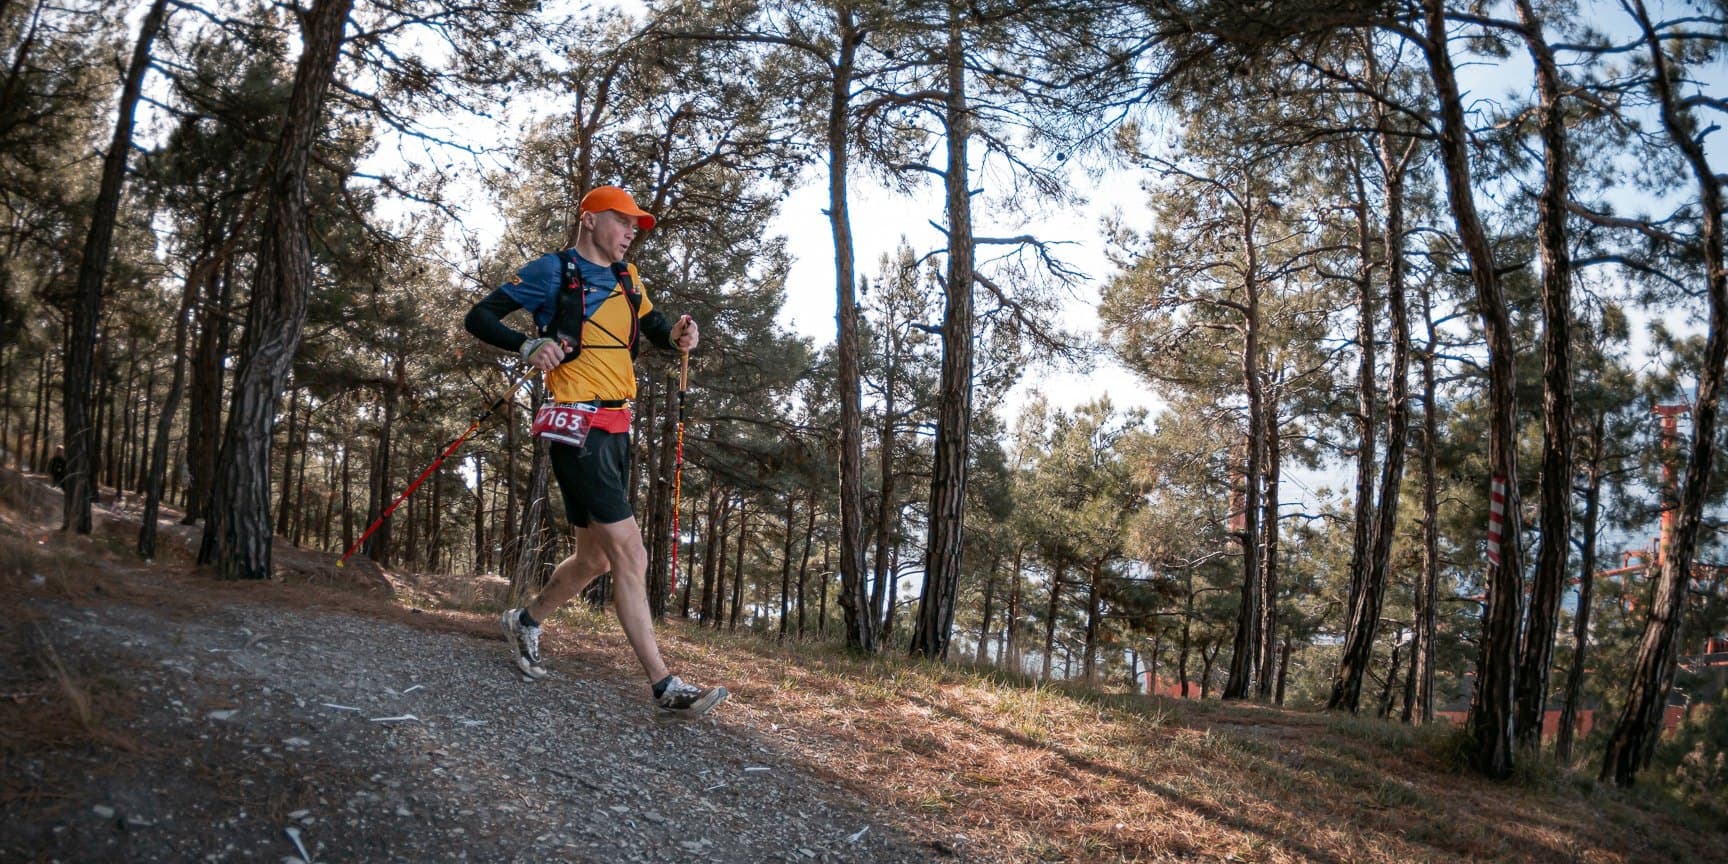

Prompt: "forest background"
[2,0,1727,806]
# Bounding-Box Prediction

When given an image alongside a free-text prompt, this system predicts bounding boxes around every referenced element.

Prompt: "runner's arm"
[464,288,529,354]
[639,309,676,351]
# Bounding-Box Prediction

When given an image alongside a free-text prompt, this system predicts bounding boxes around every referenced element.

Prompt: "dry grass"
[1,466,1724,863]
[633,625,1726,864]
[0,531,143,785]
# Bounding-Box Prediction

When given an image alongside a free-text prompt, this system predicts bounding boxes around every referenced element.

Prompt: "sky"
[764,158,1163,417]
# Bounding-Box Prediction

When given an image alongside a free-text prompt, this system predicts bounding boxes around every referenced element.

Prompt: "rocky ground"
[0,496,957,863]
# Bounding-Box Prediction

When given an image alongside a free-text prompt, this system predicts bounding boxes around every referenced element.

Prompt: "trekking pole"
[338,369,533,567]
[669,349,689,600]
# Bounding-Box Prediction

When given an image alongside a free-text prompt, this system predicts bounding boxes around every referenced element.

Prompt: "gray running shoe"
[656,676,728,716]
[500,608,547,679]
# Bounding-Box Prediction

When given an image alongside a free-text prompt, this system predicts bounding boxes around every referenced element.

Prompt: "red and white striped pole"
[1486,475,1507,566]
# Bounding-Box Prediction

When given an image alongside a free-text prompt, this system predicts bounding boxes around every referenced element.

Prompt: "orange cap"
[579,185,656,230]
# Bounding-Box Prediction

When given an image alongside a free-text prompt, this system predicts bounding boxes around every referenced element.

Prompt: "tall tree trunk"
[911,2,976,662]
[198,0,353,580]
[796,487,816,638]
[1224,212,1265,699]
[510,438,557,598]
[976,553,999,665]
[1425,0,1525,778]
[1556,414,1604,763]
[1379,639,1404,719]
[31,350,48,473]
[1004,542,1024,671]
[185,257,234,523]
[364,354,402,564]
[426,467,442,572]
[1338,136,1415,715]
[817,536,830,634]
[871,343,897,638]
[1276,637,1291,705]
[702,487,726,625]
[729,502,748,631]
[647,371,677,617]
[0,345,12,467]
[1513,0,1576,753]
[500,390,519,572]
[292,412,312,548]
[1411,282,1441,725]
[883,540,901,641]
[63,0,169,533]
[1041,559,1064,681]
[473,456,486,575]
[141,240,226,558]
[1083,557,1103,682]
[779,490,796,641]
[1201,642,1219,700]
[1180,569,1194,697]
[1602,9,1728,787]
[825,10,875,653]
[1330,165,1385,712]
[275,383,300,537]
[510,381,558,596]
[1256,403,1282,698]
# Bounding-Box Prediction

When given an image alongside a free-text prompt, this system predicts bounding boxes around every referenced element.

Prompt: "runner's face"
[588,210,638,262]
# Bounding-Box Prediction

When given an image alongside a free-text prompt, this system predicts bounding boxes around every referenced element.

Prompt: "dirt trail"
[0,481,953,863]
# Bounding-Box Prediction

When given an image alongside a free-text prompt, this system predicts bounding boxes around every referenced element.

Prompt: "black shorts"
[548,429,633,528]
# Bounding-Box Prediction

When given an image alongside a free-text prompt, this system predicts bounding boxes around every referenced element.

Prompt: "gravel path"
[3,589,952,863]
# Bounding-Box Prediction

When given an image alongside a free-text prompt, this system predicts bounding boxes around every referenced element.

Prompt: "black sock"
[652,675,673,698]
[518,608,539,629]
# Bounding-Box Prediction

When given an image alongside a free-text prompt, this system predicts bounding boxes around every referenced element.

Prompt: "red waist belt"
[590,406,632,434]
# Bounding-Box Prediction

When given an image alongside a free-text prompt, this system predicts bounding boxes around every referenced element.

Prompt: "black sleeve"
[639,308,676,351]
[464,288,530,354]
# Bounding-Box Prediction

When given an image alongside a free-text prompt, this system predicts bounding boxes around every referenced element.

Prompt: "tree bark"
[647,371,678,617]
[1602,3,1728,788]
[796,486,816,638]
[1256,401,1282,698]
[1410,280,1441,725]
[729,502,748,630]
[1556,414,1603,763]
[1512,0,1576,753]
[185,257,234,523]
[871,324,898,638]
[1041,559,1064,681]
[1223,198,1265,700]
[473,456,486,575]
[779,490,796,641]
[910,1,976,662]
[1339,170,1379,702]
[1424,0,1525,778]
[198,0,353,580]
[363,353,403,565]
[824,7,876,653]
[276,383,300,537]
[1083,557,1103,682]
[63,0,169,533]
[141,242,219,559]
[976,553,999,665]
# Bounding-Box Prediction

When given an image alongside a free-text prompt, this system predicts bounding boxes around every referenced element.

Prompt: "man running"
[463,185,727,717]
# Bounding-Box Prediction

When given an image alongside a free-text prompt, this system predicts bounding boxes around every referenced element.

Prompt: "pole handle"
[679,350,689,393]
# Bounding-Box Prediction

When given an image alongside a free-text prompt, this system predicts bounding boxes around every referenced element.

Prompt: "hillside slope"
[2,468,1723,863]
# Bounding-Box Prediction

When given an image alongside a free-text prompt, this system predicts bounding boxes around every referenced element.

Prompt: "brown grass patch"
[640,625,1726,864]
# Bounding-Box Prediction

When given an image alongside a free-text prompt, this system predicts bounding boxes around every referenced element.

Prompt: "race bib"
[531,402,598,448]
